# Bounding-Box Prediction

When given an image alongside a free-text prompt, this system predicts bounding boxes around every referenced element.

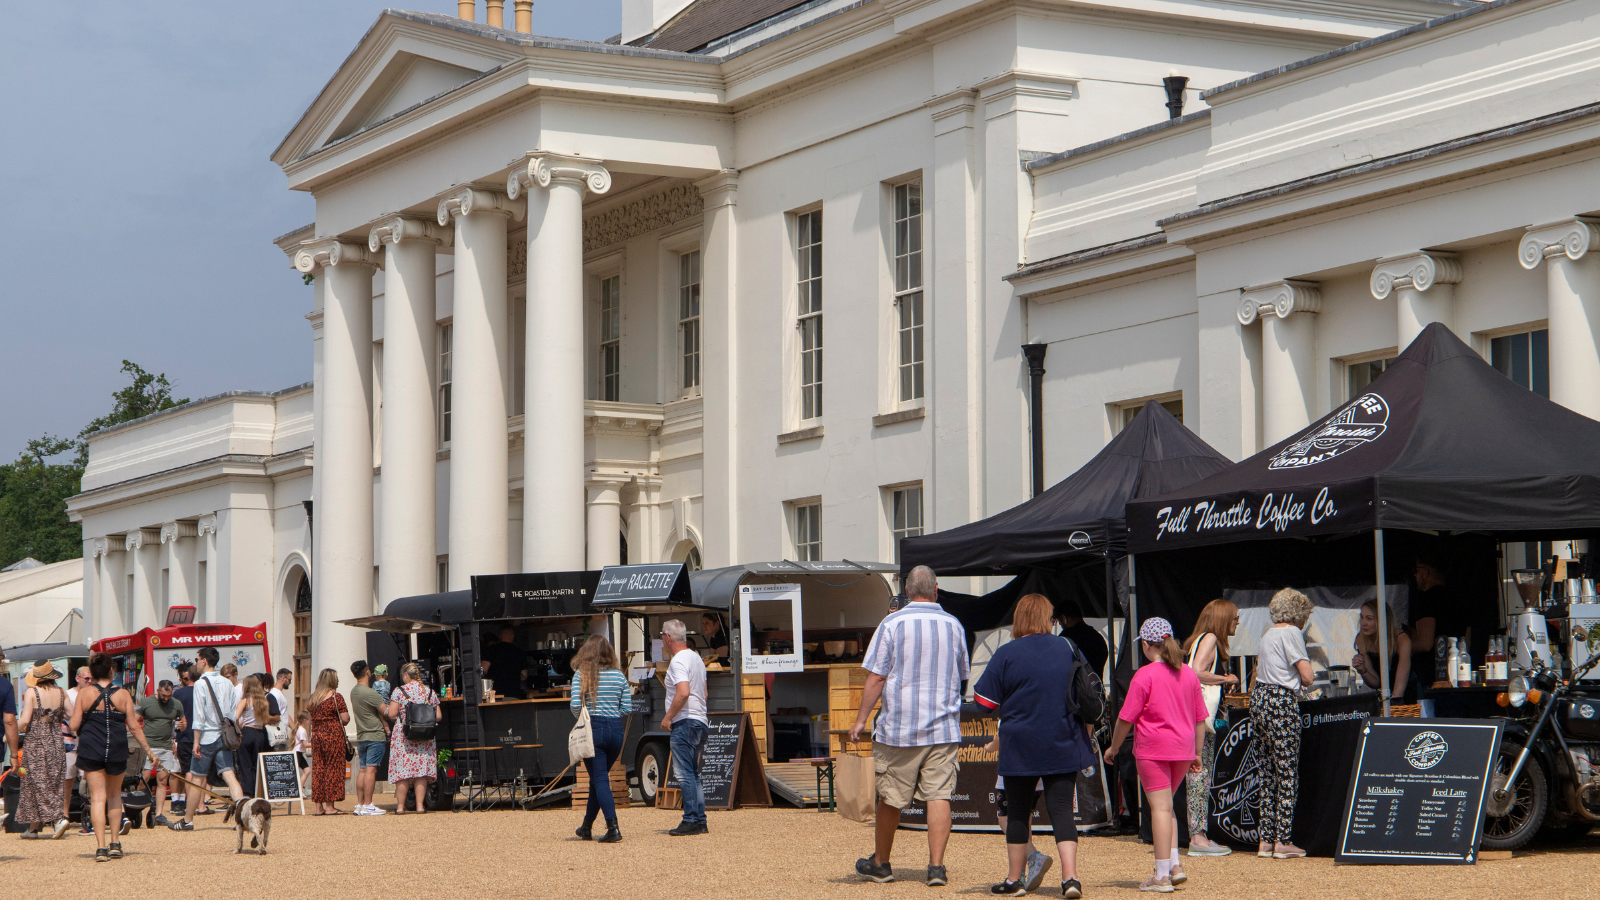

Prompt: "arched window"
[684,546,702,572]
[293,573,312,716]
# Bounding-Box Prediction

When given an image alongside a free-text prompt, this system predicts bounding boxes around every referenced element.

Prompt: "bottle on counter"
[1446,638,1462,688]
[1456,638,1473,688]
[1487,636,1509,686]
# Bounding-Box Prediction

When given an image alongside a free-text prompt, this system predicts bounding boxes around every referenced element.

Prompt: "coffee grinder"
[1509,567,1552,672]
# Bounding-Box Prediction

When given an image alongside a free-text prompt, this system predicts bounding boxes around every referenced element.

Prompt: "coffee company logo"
[1405,731,1449,770]
[1268,393,1389,470]
[1068,531,1093,550]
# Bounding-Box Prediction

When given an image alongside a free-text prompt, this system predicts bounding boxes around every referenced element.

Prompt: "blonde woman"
[234,675,279,798]
[1251,588,1315,860]
[570,635,630,843]
[385,663,440,815]
[1352,599,1414,703]
[307,669,349,814]
[1182,599,1240,857]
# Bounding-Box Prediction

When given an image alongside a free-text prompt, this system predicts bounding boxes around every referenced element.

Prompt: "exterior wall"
[0,560,84,649]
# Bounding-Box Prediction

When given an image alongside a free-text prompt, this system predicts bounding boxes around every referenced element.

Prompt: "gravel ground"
[3,803,1599,899]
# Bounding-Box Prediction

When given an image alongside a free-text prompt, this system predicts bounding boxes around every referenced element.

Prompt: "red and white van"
[91,607,271,696]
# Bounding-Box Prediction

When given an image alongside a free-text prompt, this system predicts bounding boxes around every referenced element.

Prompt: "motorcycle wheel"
[1481,742,1547,851]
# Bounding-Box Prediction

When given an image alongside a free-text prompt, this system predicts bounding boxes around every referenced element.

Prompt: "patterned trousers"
[1186,729,1216,837]
[1249,684,1300,845]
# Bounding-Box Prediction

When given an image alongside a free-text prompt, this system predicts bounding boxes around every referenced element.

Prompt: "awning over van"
[335,589,473,634]
[593,560,896,615]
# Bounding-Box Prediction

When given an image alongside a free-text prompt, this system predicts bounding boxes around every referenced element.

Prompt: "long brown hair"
[1355,599,1401,659]
[572,635,618,706]
[1011,594,1055,638]
[243,674,272,725]
[308,668,340,710]
[1183,598,1238,657]
[1146,636,1184,670]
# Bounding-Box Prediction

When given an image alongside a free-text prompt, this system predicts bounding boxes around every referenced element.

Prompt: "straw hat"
[24,660,63,687]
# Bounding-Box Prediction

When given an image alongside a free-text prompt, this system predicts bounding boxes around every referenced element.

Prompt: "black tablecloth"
[1209,693,1380,856]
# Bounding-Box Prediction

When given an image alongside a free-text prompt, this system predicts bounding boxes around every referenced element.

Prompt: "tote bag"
[568,706,595,766]
[1187,638,1223,734]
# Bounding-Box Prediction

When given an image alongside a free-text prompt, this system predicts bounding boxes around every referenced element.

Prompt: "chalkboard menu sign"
[666,712,770,810]
[1336,719,1502,865]
[257,751,305,814]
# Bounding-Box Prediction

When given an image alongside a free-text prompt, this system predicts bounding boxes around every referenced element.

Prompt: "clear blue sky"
[0,1,618,461]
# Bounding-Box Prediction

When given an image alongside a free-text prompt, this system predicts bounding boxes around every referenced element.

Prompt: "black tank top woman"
[77,684,129,765]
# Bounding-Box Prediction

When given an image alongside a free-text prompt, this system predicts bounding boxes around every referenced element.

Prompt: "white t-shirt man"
[269,685,292,745]
[192,672,238,745]
[663,649,708,725]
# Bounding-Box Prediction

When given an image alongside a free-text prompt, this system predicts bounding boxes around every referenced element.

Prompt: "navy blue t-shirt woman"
[974,633,1096,777]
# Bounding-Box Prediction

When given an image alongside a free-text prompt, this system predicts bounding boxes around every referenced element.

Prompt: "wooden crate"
[829,666,876,756]
[571,759,631,808]
[742,674,769,758]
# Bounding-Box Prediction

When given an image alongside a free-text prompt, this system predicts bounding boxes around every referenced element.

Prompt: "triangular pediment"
[327,52,481,144]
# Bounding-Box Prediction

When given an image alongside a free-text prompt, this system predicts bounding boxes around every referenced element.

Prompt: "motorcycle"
[1482,649,1600,849]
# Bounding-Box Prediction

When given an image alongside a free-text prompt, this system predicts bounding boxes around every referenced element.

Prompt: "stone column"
[197,514,219,622]
[507,154,612,572]
[437,187,519,587]
[696,170,738,567]
[125,528,161,630]
[294,238,380,673]
[585,478,627,570]
[1371,252,1463,349]
[1520,218,1600,418]
[370,215,450,604]
[160,521,199,617]
[93,538,125,639]
[1238,281,1322,445]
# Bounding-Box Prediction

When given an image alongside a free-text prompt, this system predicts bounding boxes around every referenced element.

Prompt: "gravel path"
[2,804,1597,898]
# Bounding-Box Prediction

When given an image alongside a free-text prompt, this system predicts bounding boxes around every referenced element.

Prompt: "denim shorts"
[193,738,235,777]
[358,740,387,768]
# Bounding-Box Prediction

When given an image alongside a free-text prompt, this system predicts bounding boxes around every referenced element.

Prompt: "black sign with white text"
[1336,719,1502,865]
[471,570,599,620]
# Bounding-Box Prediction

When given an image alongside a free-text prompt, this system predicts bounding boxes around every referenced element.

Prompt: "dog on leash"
[223,798,273,854]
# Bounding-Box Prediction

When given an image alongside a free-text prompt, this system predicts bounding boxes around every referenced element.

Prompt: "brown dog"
[223,798,273,854]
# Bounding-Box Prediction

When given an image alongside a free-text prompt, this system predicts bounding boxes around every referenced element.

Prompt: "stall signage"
[257,750,306,814]
[739,583,803,674]
[1269,393,1390,470]
[593,564,691,608]
[1336,719,1502,865]
[665,711,770,810]
[472,571,599,620]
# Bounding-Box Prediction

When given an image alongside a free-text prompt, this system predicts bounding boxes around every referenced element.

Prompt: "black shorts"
[76,756,128,777]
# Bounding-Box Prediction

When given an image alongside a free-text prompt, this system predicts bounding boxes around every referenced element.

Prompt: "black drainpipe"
[1163,74,1189,120]
[1022,342,1048,497]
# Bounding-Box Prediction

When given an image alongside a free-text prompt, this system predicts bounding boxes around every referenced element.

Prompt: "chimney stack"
[486,0,504,27]
[1163,72,1189,120]
[514,0,533,32]
[457,0,475,22]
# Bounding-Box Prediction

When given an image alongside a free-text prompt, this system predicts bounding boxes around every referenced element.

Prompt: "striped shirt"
[570,668,630,719]
[862,601,970,747]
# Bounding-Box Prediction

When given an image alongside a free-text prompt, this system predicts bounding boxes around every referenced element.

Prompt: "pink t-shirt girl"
[1119,660,1207,761]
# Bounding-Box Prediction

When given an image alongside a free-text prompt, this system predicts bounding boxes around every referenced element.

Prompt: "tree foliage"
[0,362,189,568]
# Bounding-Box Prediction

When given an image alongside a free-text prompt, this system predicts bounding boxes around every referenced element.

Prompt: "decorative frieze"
[581,183,703,253]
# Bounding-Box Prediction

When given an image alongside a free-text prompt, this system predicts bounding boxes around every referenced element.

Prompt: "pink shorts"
[1136,758,1190,793]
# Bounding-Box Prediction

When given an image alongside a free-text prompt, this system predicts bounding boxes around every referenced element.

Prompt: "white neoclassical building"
[71,0,1600,686]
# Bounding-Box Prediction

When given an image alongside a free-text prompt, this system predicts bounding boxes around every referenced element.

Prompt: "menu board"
[1336,719,1502,865]
[666,712,770,810]
[257,751,305,814]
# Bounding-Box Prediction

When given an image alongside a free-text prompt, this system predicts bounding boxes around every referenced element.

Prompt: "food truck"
[91,607,271,696]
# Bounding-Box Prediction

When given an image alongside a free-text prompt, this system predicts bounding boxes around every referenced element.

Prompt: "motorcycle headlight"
[1508,675,1530,708]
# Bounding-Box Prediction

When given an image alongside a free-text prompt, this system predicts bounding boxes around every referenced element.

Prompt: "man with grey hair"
[660,618,709,835]
[850,565,969,886]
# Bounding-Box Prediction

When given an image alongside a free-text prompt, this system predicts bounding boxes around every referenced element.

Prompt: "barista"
[698,613,731,667]
[482,626,531,697]
[1408,550,1466,689]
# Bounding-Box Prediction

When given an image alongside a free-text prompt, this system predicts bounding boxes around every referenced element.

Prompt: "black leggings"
[1005,771,1078,845]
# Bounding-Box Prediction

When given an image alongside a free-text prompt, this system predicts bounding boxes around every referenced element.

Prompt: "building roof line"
[83,382,314,441]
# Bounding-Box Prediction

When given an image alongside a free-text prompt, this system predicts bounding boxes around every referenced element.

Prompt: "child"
[984,733,1052,892]
[293,710,313,794]
[373,664,392,703]
[1103,618,1207,893]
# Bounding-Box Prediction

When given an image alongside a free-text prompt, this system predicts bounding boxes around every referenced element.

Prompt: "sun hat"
[1139,617,1175,644]
[25,660,63,687]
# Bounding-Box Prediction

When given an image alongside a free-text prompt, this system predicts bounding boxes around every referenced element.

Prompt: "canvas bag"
[203,675,242,752]
[835,752,876,823]
[1187,637,1223,734]
[568,705,595,765]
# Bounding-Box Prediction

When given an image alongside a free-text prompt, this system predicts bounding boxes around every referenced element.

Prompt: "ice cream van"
[91,606,271,696]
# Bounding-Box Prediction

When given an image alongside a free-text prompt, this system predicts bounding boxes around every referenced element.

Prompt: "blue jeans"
[670,719,708,825]
[583,716,625,826]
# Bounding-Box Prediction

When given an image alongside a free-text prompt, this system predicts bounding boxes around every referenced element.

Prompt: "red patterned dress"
[309,692,348,803]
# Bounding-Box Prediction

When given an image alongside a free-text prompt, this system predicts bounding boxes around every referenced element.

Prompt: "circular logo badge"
[1581,705,1595,720]
[150,636,161,647]
[1268,393,1389,470]
[1068,531,1094,550]
[1405,730,1449,770]
[255,631,265,642]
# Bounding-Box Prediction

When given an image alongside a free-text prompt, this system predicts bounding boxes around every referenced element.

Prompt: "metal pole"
[1375,529,1391,716]
[1105,552,1119,706]
[1022,342,1048,498]
[1128,554,1139,672]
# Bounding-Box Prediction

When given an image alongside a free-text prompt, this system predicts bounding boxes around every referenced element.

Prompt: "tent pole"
[1128,553,1139,673]
[1375,529,1391,717]
[1105,551,1119,706]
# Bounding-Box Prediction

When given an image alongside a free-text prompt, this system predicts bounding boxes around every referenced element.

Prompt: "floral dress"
[387,681,439,782]
[309,692,349,803]
[16,688,67,825]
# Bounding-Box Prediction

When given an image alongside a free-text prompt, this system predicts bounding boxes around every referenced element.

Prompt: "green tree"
[0,361,188,568]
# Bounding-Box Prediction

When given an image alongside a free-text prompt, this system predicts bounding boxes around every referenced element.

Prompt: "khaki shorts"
[873,742,960,810]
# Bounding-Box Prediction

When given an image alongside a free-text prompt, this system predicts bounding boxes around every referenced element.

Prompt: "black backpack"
[1061,637,1107,725]
[404,692,438,741]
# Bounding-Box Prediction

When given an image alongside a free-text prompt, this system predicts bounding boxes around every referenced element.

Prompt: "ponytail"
[1149,636,1183,670]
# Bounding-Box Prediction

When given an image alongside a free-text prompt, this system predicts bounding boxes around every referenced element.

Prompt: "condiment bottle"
[1487,637,1508,686]
[1456,639,1473,687]
[1446,638,1462,688]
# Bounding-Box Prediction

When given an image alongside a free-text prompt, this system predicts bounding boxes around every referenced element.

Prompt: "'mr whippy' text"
[1153,487,1337,541]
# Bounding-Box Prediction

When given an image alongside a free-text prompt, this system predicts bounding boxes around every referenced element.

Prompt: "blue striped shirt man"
[570,668,631,719]
[862,601,970,747]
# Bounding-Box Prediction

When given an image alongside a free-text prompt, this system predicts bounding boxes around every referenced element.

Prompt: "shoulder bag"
[1060,636,1107,725]
[205,676,242,751]
[568,705,594,765]
[404,687,438,741]
[1188,636,1223,734]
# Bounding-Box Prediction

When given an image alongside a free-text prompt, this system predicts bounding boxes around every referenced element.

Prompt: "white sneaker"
[353,805,372,816]
[366,805,386,816]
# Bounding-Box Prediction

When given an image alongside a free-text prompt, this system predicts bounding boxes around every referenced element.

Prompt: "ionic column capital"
[294,238,382,274]
[1237,280,1322,326]
[124,528,160,552]
[92,537,111,558]
[160,521,198,544]
[436,186,520,225]
[197,514,219,537]
[1370,252,1462,300]
[1519,217,1600,269]
[368,214,453,253]
[506,153,612,199]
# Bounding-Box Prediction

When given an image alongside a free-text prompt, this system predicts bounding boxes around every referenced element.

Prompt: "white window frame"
[795,208,824,423]
[884,483,924,564]
[1482,320,1552,398]
[679,249,702,398]
[1337,348,1400,403]
[437,322,453,446]
[599,274,622,402]
[790,499,822,562]
[1109,391,1183,435]
[892,181,925,406]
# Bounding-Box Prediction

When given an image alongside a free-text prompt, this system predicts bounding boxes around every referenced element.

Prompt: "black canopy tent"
[1126,323,1600,711]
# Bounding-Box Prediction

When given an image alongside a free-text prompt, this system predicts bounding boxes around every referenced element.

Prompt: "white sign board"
[740,583,804,673]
